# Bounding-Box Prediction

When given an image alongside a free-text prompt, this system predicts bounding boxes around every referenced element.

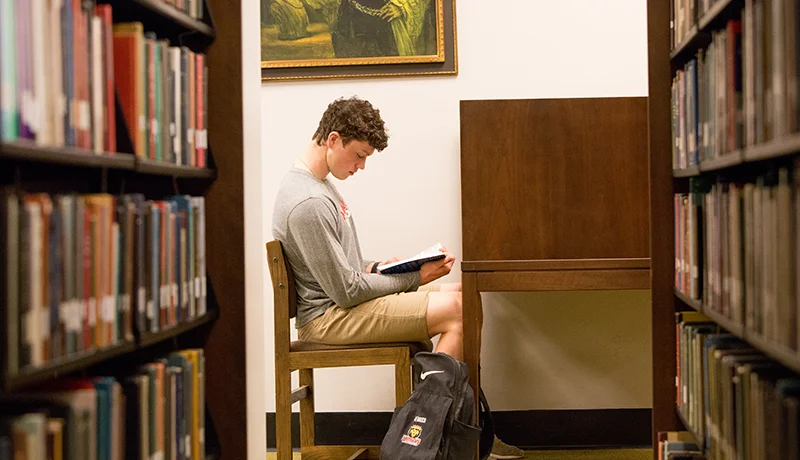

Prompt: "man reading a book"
[271,96,524,460]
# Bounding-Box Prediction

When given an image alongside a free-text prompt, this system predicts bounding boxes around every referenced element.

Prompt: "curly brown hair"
[312,96,389,151]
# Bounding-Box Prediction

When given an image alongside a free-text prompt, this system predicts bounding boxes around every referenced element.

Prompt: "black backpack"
[380,352,494,460]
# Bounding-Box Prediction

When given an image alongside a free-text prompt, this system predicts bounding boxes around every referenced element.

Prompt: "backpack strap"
[478,388,495,460]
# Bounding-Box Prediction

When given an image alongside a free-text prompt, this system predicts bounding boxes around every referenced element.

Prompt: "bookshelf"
[650,0,800,458]
[0,0,247,458]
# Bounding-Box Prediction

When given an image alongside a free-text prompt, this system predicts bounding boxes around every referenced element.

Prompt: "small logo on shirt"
[339,199,351,222]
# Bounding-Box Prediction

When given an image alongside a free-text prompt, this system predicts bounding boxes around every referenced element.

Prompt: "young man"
[271,96,524,459]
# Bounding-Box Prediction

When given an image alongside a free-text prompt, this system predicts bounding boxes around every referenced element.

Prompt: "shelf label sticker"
[88,298,97,326]
[138,288,146,314]
[1,84,13,111]
[39,308,48,340]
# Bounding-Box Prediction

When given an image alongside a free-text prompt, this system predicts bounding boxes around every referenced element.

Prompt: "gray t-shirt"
[272,167,421,328]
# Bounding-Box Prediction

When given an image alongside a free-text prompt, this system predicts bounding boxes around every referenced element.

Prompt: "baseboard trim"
[266,408,652,449]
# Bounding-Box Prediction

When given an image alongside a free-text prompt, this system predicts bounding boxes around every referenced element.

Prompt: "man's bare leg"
[426,291,464,360]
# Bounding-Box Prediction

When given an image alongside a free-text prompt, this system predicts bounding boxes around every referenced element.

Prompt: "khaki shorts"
[298,284,441,344]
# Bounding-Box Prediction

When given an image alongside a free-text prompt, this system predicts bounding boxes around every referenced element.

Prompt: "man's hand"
[382,257,400,266]
[379,2,402,21]
[419,247,455,285]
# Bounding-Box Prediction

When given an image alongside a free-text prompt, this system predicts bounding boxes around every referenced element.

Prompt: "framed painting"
[260,0,457,80]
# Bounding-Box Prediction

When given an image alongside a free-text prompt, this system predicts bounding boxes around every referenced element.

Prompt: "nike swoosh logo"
[420,370,445,380]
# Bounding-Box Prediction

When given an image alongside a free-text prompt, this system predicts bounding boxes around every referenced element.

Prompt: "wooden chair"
[267,240,433,460]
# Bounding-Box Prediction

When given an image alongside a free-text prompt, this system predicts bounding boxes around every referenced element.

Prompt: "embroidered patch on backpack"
[401,424,423,446]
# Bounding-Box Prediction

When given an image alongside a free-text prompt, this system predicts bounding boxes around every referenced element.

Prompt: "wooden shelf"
[698,0,738,29]
[670,0,740,64]
[673,166,700,178]
[4,341,137,392]
[135,158,217,178]
[670,25,700,61]
[674,132,800,178]
[699,150,743,172]
[744,332,800,374]
[744,132,800,162]
[126,0,215,38]
[675,406,705,450]
[3,310,218,392]
[138,311,218,348]
[674,289,703,312]
[702,305,744,337]
[673,290,800,374]
[0,141,136,170]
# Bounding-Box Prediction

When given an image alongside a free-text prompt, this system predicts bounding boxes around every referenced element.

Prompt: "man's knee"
[426,291,463,335]
[439,282,462,292]
[447,292,463,332]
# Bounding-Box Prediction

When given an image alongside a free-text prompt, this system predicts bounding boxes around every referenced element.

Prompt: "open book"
[377,243,446,274]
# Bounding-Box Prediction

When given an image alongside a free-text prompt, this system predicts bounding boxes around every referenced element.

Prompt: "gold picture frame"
[260,0,457,81]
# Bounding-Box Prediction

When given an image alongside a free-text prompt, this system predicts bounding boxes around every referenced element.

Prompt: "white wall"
[260,0,651,413]
[243,0,267,457]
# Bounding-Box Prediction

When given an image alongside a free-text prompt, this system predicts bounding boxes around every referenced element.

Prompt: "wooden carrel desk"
[458,97,651,456]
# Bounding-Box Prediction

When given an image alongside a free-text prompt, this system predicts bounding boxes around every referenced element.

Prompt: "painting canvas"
[261,0,457,80]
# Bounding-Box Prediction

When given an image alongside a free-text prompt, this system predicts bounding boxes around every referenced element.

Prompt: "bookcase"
[0,0,248,458]
[649,0,800,458]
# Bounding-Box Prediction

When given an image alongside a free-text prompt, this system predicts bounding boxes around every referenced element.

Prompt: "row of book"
[162,0,205,22]
[672,0,699,48]
[1,191,207,376]
[672,0,800,170]
[672,21,742,169]
[676,312,800,460]
[0,0,209,168]
[0,0,117,152]
[115,22,208,167]
[0,348,206,460]
[672,0,738,48]
[674,161,800,350]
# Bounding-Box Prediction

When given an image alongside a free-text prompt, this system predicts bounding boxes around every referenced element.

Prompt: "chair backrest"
[266,240,297,354]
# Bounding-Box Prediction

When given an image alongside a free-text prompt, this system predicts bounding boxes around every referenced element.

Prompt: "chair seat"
[290,339,433,355]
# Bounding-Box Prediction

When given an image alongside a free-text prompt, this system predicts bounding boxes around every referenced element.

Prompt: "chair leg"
[275,363,293,460]
[298,368,315,450]
[394,348,412,407]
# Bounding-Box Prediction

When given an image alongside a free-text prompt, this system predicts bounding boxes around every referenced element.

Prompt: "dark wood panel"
[266,409,652,449]
[648,0,682,455]
[462,258,650,272]
[460,97,649,263]
[203,1,246,459]
[475,269,650,292]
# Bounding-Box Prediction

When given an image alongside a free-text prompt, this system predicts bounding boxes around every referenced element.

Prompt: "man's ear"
[327,131,340,148]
